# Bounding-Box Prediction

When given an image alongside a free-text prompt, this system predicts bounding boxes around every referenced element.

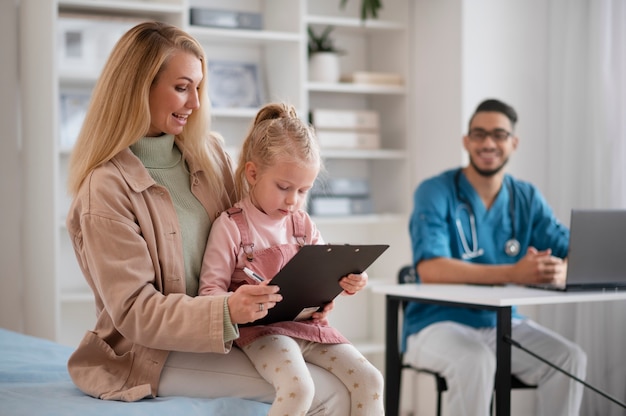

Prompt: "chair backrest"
[398,264,417,285]
[397,264,417,312]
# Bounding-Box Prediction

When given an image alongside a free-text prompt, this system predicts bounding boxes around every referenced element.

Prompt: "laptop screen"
[565,209,626,291]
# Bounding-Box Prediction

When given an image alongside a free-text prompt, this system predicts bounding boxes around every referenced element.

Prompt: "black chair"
[397,265,537,416]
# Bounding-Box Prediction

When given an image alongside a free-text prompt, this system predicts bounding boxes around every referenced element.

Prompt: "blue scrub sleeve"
[409,178,454,269]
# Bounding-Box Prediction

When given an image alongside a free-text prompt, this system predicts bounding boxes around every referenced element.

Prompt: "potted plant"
[307,26,343,83]
[340,0,383,21]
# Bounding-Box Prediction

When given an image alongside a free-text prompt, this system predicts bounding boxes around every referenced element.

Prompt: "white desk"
[372,283,626,416]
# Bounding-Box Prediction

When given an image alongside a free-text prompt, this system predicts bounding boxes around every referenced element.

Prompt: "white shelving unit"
[20,0,412,365]
[304,1,410,364]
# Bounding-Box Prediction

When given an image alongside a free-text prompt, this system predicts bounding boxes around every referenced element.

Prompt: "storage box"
[311,109,380,131]
[190,8,263,30]
[309,196,374,216]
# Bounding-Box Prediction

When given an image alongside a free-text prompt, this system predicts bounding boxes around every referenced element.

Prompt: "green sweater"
[130,135,210,297]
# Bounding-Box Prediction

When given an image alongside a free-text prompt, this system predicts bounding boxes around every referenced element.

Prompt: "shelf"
[59,73,100,85]
[60,290,94,303]
[321,148,406,160]
[212,107,259,119]
[189,26,301,45]
[312,213,406,225]
[306,15,406,32]
[58,0,182,15]
[307,82,406,95]
[27,0,411,356]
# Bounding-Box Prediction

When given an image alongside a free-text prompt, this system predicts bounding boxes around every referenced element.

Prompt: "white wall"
[410,0,464,190]
[462,0,551,201]
[411,0,553,203]
[0,0,23,332]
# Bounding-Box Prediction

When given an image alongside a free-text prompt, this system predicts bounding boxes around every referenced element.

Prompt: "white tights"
[159,346,351,416]
[243,335,384,416]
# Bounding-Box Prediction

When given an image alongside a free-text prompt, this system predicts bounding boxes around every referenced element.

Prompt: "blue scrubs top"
[402,168,569,351]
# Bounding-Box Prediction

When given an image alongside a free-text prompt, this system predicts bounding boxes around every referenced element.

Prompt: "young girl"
[198,103,384,415]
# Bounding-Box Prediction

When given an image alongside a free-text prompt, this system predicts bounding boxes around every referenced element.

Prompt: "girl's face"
[246,159,318,220]
[147,51,203,137]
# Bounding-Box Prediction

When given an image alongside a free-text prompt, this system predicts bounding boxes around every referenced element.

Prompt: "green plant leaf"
[308,25,344,55]
[340,0,383,20]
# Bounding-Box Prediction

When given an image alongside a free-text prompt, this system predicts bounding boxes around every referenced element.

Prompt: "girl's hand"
[227,283,282,324]
[311,299,335,322]
[339,271,369,295]
[308,272,369,322]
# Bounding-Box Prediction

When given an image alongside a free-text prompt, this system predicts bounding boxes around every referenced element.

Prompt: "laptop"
[531,209,626,292]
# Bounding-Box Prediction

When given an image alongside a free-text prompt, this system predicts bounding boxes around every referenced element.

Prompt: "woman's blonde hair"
[234,103,321,201]
[67,21,226,198]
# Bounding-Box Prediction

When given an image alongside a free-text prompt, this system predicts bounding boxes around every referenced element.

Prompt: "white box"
[190,8,263,30]
[311,109,379,131]
[309,196,374,216]
[316,131,380,150]
[312,178,370,197]
[310,197,351,216]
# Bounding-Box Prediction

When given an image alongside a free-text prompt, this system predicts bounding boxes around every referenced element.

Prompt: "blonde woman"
[66,21,352,414]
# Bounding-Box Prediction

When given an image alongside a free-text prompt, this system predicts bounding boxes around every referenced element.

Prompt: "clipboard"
[245,244,389,326]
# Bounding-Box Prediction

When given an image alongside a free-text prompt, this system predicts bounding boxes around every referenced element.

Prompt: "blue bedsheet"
[0,328,270,416]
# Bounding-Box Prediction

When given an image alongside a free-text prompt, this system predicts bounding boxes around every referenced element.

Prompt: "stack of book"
[308,178,373,217]
[310,109,380,150]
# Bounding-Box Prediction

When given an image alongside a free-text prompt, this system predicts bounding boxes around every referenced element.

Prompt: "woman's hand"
[227,283,282,324]
[339,271,369,295]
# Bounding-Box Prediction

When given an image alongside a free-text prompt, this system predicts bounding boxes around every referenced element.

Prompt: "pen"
[243,267,265,283]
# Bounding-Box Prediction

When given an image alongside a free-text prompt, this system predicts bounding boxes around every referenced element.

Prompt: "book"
[341,71,404,86]
[310,109,380,131]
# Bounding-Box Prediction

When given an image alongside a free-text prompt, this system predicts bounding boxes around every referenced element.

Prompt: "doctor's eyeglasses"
[468,128,512,143]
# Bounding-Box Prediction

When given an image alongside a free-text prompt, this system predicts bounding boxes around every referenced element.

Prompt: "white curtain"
[542,1,626,415]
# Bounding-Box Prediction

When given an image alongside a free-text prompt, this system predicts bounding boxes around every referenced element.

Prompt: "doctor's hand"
[514,247,567,286]
[228,283,282,324]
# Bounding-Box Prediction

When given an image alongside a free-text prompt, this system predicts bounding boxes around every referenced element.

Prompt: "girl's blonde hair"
[67,21,227,201]
[235,103,321,200]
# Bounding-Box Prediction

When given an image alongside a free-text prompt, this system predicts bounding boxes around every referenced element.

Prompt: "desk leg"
[494,306,512,416]
[385,296,401,416]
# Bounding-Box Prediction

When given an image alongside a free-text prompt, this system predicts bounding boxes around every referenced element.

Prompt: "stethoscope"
[454,169,521,259]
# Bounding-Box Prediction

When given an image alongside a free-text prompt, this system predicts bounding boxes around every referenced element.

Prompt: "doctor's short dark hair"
[469,98,518,130]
